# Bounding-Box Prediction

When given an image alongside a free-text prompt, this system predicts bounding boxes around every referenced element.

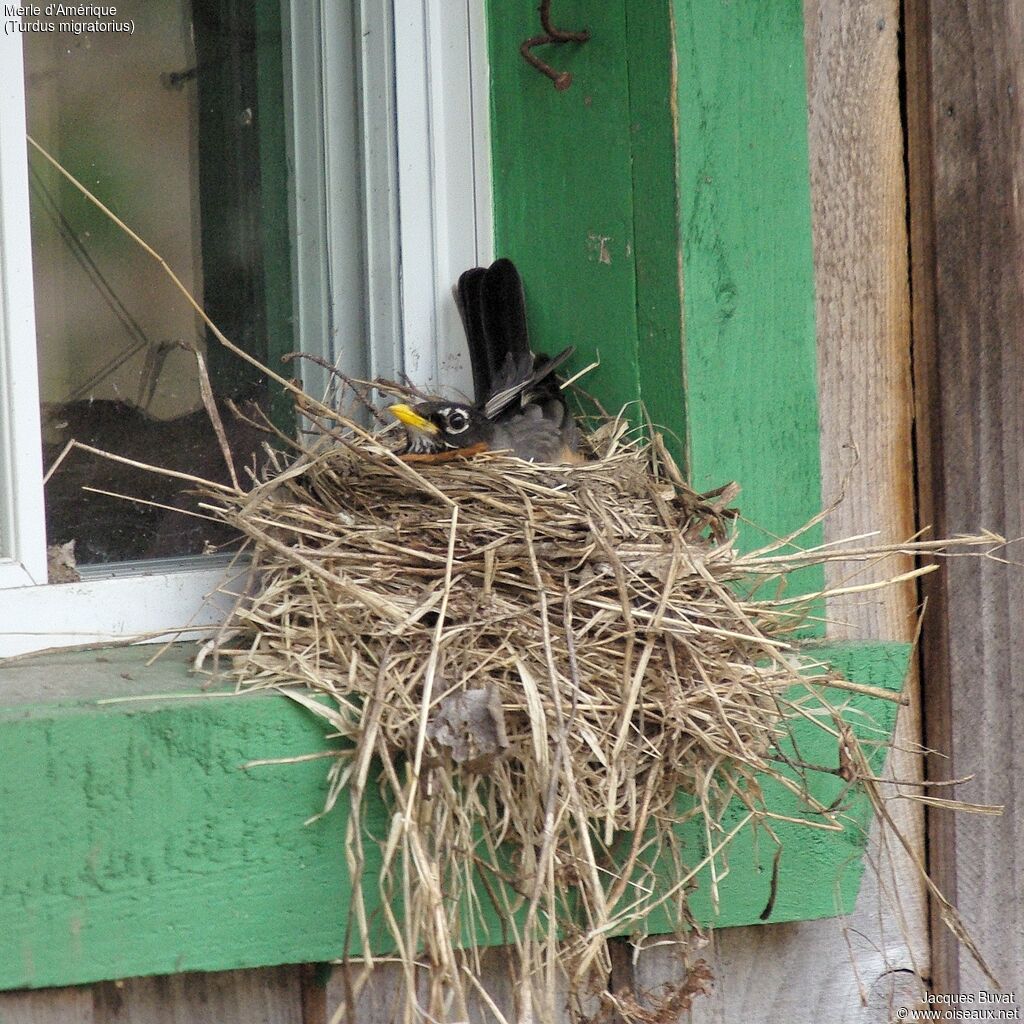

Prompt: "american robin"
[389,259,583,464]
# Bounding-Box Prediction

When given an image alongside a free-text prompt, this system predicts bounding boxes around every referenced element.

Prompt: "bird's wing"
[484,345,575,420]
[490,400,580,463]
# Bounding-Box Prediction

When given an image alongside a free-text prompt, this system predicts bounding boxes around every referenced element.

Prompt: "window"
[29,1,289,565]
[0,1,492,657]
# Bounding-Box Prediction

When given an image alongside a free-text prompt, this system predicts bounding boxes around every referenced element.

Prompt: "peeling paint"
[586,231,613,265]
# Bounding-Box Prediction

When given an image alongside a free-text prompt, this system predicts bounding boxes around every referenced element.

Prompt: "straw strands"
[186,402,995,1024]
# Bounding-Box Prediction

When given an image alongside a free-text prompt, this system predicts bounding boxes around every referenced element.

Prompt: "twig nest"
[203,425,802,831]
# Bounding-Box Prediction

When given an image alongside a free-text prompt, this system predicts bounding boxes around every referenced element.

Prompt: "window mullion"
[393,0,492,402]
[0,31,47,588]
[358,0,404,385]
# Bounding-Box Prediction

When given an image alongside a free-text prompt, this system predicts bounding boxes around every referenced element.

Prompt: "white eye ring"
[441,407,470,434]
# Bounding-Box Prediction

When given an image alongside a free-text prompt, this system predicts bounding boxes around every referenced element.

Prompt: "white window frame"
[0,1,492,658]
[0,41,47,593]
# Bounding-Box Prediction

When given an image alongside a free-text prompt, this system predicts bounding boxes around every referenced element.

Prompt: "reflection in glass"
[25,0,291,564]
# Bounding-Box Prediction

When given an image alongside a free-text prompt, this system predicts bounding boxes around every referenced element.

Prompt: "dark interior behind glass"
[26,0,291,565]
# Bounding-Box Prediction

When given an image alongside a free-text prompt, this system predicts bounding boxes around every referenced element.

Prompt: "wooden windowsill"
[0,640,909,991]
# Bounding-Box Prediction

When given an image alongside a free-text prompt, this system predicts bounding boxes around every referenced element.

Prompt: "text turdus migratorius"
[389,259,582,464]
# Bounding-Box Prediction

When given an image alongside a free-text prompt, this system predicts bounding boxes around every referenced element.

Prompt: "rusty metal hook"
[520,0,590,91]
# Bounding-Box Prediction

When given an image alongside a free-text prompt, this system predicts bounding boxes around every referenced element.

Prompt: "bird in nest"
[388,258,584,464]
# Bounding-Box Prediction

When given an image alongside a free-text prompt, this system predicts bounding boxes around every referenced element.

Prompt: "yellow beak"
[388,403,438,434]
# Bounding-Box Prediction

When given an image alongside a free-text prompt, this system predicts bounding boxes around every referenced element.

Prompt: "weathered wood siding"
[0,970,305,1024]
[632,1,920,1020]
[907,0,1024,999]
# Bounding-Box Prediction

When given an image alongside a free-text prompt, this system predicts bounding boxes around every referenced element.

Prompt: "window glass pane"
[24,0,291,566]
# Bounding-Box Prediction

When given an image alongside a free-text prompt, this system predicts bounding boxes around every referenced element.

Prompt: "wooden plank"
[325,957,523,1024]
[806,0,916,645]
[0,640,905,993]
[672,0,824,588]
[487,0,647,418]
[0,647,357,990]
[324,963,415,1024]
[299,964,328,1024]
[0,988,93,1024]
[324,949,603,1024]
[633,1,922,1019]
[798,0,925,1003]
[636,925,927,1023]
[0,966,316,1024]
[486,1,689,455]
[623,4,687,459]
[902,0,959,996]
[906,0,1024,998]
[91,968,303,1024]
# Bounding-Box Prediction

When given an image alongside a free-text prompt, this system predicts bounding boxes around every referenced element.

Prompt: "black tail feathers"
[456,258,574,416]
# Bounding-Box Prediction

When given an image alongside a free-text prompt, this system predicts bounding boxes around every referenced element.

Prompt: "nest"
[192,400,928,1023]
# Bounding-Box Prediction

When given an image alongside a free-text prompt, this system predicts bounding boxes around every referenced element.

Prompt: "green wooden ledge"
[0,640,909,991]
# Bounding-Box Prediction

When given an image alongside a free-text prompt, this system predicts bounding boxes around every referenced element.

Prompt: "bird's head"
[388,401,491,453]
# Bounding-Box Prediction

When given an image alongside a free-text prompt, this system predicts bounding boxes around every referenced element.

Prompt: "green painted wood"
[672,0,824,584]
[0,642,908,990]
[489,0,824,607]
[487,0,672,422]
[0,649,361,991]
[624,5,688,460]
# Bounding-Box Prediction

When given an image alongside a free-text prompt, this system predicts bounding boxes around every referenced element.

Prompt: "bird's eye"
[443,408,470,434]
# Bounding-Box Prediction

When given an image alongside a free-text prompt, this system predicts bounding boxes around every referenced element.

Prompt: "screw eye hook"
[520,0,590,91]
